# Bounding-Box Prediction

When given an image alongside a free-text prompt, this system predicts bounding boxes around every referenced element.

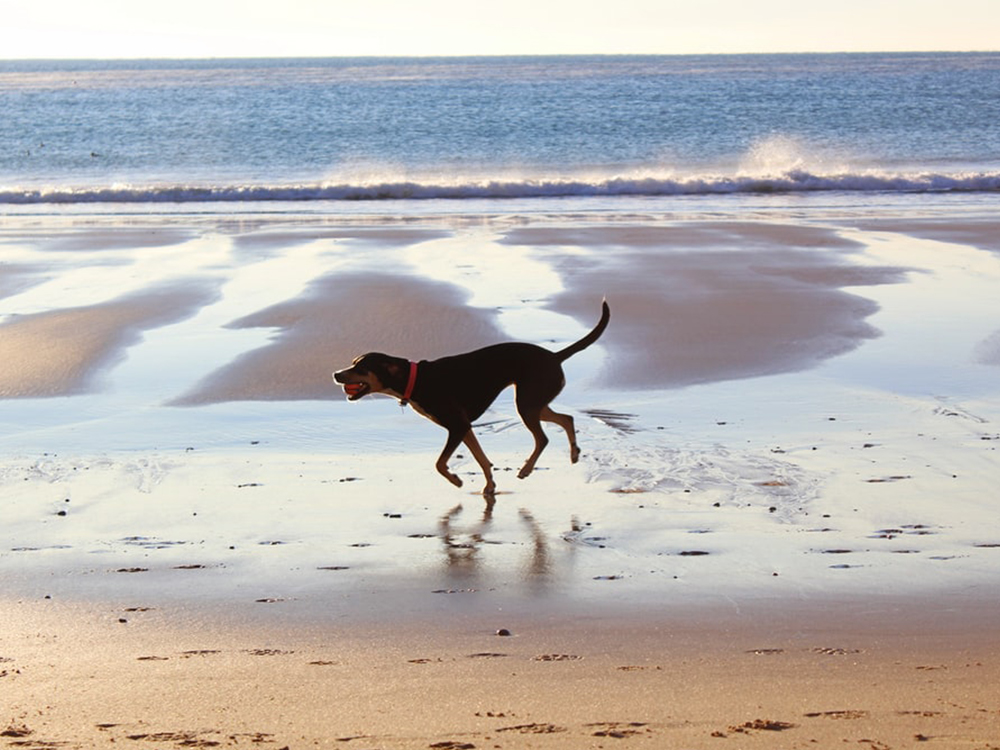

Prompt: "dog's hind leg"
[540,405,580,464]
[517,404,580,479]
[515,405,549,480]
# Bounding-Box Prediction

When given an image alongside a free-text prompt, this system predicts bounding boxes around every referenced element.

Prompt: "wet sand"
[507,223,911,388]
[0,283,217,397]
[1,208,999,748]
[173,271,507,404]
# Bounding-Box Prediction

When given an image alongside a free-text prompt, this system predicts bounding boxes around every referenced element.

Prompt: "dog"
[333,301,609,499]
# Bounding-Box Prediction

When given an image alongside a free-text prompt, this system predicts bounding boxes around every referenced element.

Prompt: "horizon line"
[2,48,999,64]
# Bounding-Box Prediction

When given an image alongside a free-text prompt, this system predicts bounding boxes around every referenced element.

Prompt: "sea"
[1,52,998,216]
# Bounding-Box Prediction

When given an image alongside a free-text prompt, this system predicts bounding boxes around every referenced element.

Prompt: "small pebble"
[496,628,511,637]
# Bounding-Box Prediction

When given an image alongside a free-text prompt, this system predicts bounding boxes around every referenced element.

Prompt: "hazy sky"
[2,0,997,59]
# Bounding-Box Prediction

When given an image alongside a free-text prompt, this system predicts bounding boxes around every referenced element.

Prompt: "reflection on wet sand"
[438,503,494,580]
[437,503,559,592]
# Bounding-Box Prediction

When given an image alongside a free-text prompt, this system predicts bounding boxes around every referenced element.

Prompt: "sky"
[1,0,997,59]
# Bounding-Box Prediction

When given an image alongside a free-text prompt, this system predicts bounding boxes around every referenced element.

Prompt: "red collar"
[400,361,418,405]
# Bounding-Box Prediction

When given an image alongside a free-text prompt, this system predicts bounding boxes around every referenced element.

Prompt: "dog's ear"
[385,362,404,378]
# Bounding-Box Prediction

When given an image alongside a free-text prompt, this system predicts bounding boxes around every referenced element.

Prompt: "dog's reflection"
[437,501,554,587]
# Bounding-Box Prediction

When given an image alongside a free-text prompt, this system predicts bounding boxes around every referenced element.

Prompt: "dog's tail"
[556,300,610,362]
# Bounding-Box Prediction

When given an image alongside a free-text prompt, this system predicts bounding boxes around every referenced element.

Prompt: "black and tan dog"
[333,301,609,499]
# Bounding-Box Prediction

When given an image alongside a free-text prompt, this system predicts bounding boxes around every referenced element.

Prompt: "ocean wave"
[2,169,999,204]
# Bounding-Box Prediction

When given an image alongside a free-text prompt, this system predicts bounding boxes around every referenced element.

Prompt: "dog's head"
[333,352,408,401]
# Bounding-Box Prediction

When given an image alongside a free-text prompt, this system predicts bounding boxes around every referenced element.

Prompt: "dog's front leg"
[435,428,467,489]
[462,429,496,500]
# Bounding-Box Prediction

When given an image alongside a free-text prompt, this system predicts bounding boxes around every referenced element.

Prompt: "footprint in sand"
[726,718,797,734]
[497,723,566,734]
[180,650,221,658]
[587,721,650,738]
[811,647,862,655]
[1,724,32,738]
[126,730,216,745]
[804,709,868,719]
[244,649,294,656]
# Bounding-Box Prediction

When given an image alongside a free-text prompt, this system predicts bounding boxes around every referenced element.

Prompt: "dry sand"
[2,208,999,749]
[3,595,999,749]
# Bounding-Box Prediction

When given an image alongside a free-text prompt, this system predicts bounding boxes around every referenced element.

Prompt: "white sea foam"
[1,168,997,205]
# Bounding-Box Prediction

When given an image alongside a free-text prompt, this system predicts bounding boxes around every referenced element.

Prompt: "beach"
[2,205,1000,748]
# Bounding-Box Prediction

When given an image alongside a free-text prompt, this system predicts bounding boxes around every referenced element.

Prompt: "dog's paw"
[436,463,464,488]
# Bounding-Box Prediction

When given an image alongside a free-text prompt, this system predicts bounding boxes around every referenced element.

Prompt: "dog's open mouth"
[343,382,369,400]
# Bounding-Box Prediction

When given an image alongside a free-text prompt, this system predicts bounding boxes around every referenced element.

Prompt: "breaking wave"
[2,169,998,205]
